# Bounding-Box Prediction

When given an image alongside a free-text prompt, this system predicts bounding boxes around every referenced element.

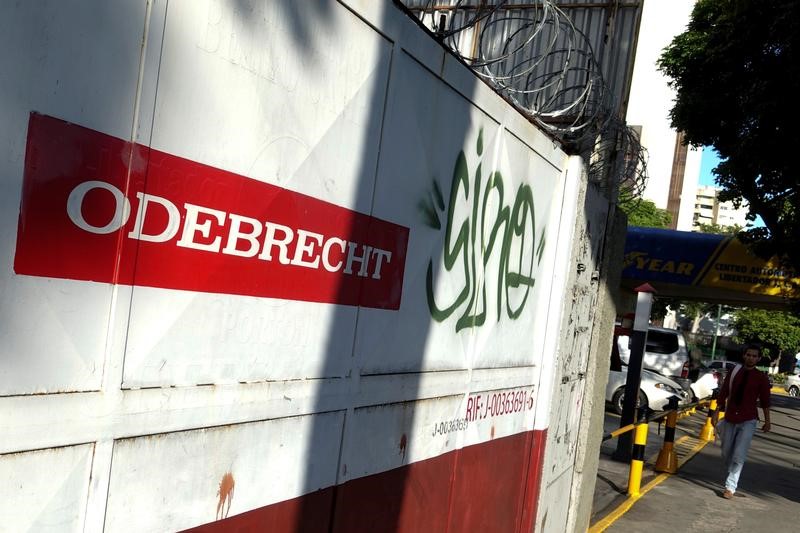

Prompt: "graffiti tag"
[422,130,545,332]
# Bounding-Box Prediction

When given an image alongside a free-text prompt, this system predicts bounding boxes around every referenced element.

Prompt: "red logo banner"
[14,113,408,309]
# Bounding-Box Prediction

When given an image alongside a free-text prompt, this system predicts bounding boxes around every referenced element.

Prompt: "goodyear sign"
[623,227,800,299]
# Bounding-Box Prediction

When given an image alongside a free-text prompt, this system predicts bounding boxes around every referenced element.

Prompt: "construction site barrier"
[627,420,648,497]
[655,399,679,473]
[602,397,713,498]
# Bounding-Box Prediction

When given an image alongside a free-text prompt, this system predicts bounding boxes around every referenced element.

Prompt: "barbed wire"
[588,119,648,201]
[399,0,648,196]
[403,1,612,142]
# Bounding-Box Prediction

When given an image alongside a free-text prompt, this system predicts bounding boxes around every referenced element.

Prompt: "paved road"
[593,393,800,532]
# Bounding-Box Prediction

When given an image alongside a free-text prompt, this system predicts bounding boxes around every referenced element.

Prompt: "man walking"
[714,345,771,499]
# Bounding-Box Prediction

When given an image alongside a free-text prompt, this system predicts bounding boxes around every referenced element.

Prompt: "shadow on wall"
[223,2,555,532]
[296,2,439,531]
[174,1,589,531]
[226,1,481,531]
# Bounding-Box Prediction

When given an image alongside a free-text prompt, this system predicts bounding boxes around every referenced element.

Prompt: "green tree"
[619,193,672,228]
[694,222,743,236]
[651,297,731,331]
[732,308,800,360]
[658,0,800,271]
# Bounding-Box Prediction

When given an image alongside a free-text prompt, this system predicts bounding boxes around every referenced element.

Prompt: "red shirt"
[718,366,771,423]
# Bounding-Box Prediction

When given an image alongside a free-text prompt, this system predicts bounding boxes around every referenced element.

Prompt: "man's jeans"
[720,419,758,493]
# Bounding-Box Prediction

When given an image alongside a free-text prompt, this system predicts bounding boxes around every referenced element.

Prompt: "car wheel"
[612,388,648,415]
[789,386,800,398]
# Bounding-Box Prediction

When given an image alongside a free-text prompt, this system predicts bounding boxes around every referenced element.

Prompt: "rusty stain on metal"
[490,426,496,439]
[398,433,407,460]
[216,472,235,520]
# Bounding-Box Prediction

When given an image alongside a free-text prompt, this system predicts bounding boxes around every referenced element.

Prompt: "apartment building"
[692,185,752,229]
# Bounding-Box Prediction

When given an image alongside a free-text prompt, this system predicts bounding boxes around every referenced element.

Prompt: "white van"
[618,326,691,385]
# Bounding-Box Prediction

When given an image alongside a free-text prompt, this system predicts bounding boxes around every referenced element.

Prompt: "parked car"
[704,359,739,375]
[690,367,722,401]
[617,327,692,387]
[606,365,691,415]
[688,360,736,400]
[692,359,779,400]
[784,374,800,397]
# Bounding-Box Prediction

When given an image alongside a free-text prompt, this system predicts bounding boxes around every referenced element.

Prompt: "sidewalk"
[591,393,800,532]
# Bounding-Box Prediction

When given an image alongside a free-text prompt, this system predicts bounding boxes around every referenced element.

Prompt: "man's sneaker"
[723,490,734,499]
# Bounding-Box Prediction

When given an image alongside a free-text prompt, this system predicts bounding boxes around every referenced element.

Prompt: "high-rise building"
[693,185,752,230]
[625,0,702,231]
[694,185,716,226]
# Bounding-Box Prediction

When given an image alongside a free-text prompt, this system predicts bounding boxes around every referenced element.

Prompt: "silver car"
[617,327,691,384]
[606,366,690,415]
[784,374,800,397]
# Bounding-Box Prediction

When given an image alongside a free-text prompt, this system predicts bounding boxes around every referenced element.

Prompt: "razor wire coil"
[399,0,648,198]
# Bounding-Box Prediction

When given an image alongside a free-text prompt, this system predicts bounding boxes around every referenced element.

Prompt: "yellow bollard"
[627,421,649,498]
[655,409,678,473]
[700,398,718,441]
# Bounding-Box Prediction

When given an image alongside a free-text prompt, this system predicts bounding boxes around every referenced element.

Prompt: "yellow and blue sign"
[622,227,799,300]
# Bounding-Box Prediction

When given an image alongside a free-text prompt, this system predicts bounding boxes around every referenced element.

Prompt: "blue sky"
[699,148,722,186]
[700,147,764,227]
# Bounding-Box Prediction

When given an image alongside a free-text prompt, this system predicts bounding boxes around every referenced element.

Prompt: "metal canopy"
[621,226,800,309]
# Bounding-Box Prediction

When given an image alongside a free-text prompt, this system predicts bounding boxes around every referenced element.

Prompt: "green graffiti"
[424,130,546,332]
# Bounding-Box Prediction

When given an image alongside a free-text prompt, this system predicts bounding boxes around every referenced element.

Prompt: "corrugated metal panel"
[603,4,642,115]
[400,1,643,120]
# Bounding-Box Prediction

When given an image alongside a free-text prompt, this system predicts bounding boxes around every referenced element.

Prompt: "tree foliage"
[650,297,694,322]
[652,297,730,327]
[694,222,743,236]
[732,308,800,358]
[658,0,800,270]
[619,193,672,229]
